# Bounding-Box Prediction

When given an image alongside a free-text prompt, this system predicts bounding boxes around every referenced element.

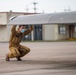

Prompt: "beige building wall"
[43,24,67,41]
[0,25,8,42]
[0,13,8,42]
[7,25,12,42]
[0,12,26,42]
[43,25,57,40]
[0,13,7,25]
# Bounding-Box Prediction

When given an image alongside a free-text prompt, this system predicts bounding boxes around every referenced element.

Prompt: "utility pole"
[32,1,38,13]
[68,6,71,11]
[31,1,38,41]
[26,5,29,13]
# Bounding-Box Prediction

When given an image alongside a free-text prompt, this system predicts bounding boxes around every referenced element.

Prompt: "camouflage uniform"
[8,25,33,59]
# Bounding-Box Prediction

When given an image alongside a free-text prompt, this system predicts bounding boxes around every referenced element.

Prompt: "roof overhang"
[9,12,76,25]
[9,14,52,25]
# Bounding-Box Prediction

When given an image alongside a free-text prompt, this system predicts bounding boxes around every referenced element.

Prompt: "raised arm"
[11,25,17,33]
[23,25,34,36]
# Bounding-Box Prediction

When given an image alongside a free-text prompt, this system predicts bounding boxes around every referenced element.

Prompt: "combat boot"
[6,54,10,61]
[16,57,22,61]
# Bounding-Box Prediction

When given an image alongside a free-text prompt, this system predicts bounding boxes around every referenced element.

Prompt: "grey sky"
[0,0,76,13]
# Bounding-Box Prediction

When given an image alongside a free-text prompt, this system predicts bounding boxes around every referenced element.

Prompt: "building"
[0,11,76,42]
[0,11,35,42]
[43,11,76,40]
[9,11,76,41]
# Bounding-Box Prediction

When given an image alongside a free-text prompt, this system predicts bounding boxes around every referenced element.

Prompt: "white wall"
[0,13,7,25]
[0,25,8,42]
[7,25,12,42]
[43,25,57,40]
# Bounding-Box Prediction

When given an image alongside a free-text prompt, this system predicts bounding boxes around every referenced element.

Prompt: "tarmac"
[0,42,76,75]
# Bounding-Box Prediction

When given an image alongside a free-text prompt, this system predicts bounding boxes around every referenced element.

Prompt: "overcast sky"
[0,0,76,13]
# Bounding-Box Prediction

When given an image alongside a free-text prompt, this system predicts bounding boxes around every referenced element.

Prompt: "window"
[34,25,42,40]
[59,26,66,34]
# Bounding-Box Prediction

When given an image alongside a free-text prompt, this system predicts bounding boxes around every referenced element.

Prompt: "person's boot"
[6,54,10,61]
[16,57,22,61]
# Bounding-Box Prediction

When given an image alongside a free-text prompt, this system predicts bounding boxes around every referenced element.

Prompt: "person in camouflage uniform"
[6,25,34,61]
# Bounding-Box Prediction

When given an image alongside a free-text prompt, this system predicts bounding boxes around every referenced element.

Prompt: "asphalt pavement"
[0,42,76,75]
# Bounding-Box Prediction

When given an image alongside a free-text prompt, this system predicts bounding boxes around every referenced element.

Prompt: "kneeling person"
[6,25,34,61]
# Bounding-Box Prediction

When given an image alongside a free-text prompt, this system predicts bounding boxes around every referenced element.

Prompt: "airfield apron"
[8,25,32,58]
